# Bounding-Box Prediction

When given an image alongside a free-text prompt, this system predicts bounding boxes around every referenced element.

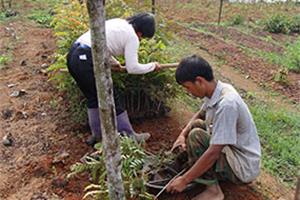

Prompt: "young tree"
[85,0,125,199]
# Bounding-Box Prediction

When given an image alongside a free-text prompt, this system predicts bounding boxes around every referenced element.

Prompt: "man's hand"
[166,176,188,194]
[171,135,186,152]
[154,62,161,71]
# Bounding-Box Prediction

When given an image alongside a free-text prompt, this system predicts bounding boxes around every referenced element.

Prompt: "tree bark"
[295,177,300,200]
[86,0,125,199]
[152,0,156,14]
[218,0,224,25]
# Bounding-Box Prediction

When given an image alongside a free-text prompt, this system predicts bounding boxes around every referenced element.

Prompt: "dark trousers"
[66,42,124,115]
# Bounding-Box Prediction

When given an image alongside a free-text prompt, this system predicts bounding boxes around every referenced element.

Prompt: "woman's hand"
[154,62,161,71]
[112,63,126,72]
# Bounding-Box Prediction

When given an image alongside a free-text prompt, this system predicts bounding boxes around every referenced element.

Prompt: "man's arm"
[167,144,224,193]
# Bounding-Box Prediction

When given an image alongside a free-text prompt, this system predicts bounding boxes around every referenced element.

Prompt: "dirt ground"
[159,0,300,104]
[0,0,297,200]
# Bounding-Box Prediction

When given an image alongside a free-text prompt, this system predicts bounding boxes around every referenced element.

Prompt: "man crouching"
[166,55,261,200]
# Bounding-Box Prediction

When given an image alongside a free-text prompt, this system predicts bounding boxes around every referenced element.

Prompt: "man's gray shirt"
[201,81,261,183]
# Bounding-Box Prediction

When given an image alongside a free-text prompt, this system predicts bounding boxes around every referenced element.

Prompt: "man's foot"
[192,184,224,200]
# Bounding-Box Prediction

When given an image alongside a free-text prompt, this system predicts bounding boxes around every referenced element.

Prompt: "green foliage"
[284,41,300,73]
[68,137,154,200]
[228,14,245,26]
[260,40,300,73]
[250,104,300,186]
[264,14,290,34]
[28,9,53,27]
[290,15,300,33]
[264,14,300,34]
[0,54,11,69]
[0,55,10,65]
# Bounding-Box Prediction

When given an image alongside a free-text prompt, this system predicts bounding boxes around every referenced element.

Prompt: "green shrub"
[228,14,245,26]
[264,14,290,34]
[290,15,300,33]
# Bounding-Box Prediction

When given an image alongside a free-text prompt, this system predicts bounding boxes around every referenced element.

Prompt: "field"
[0,0,299,200]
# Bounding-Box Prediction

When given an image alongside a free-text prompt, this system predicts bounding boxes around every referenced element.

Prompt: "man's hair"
[127,13,155,38]
[175,55,214,84]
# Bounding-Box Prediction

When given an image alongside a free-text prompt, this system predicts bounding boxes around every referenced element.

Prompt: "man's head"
[176,55,215,98]
[127,13,155,40]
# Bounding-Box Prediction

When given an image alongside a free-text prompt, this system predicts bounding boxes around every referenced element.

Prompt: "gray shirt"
[201,81,261,183]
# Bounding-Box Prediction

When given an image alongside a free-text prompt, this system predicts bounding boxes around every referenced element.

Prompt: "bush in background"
[264,14,290,34]
[264,14,300,34]
[228,14,245,26]
[290,15,300,33]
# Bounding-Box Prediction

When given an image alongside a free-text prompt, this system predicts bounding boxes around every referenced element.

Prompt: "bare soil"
[0,1,296,200]
[160,0,300,104]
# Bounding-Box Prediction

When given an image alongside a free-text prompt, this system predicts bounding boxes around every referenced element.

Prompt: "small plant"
[68,137,154,200]
[28,9,53,27]
[0,55,10,69]
[273,68,289,85]
[228,14,245,26]
[264,14,290,34]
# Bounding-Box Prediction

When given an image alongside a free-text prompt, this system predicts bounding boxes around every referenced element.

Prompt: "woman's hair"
[127,13,155,38]
[176,55,214,84]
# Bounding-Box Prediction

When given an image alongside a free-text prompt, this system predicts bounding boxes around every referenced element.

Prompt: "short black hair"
[127,13,155,38]
[175,55,214,84]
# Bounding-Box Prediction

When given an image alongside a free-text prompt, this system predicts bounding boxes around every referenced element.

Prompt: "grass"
[259,40,300,73]
[250,102,300,186]
[27,9,53,27]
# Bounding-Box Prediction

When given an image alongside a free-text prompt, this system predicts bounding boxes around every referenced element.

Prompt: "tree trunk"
[152,0,155,14]
[86,0,125,199]
[1,0,5,11]
[295,177,300,200]
[218,0,224,25]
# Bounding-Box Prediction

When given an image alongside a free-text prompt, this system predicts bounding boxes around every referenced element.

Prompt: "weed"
[273,68,289,85]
